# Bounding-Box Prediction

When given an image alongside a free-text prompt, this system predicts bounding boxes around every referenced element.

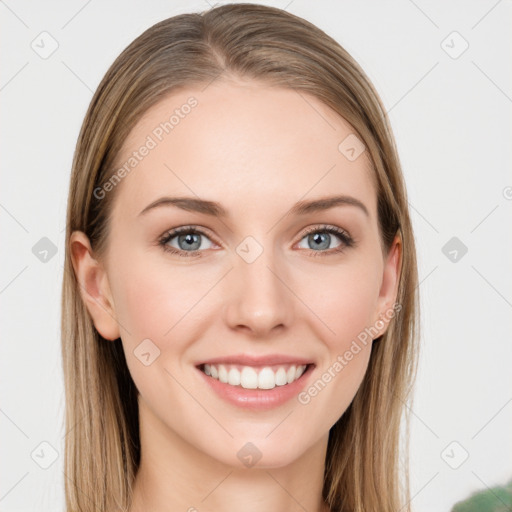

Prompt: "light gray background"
[1,1,511,511]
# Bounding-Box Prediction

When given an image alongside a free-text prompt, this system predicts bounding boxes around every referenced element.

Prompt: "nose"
[224,244,294,338]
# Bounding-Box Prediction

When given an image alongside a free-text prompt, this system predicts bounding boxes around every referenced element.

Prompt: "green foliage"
[451,479,512,512]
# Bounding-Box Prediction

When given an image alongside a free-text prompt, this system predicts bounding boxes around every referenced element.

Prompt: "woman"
[62,3,420,511]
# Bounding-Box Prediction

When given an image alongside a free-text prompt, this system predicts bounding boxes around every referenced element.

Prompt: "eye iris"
[309,232,330,250]
[179,233,201,251]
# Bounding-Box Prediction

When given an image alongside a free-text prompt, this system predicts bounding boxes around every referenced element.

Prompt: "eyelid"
[299,224,352,239]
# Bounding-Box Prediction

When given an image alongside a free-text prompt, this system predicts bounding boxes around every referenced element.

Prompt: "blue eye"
[297,225,354,257]
[158,226,214,257]
[158,225,354,258]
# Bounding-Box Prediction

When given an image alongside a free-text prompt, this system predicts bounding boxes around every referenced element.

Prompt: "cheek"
[297,274,376,431]
[302,258,380,348]
[109,248,208,340]
[108,256,205,407]
[107,251,218,392]
[296,259,378,416]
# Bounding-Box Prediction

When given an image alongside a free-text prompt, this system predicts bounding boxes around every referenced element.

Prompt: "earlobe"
[69,231,120,341]
[373,233,402,339]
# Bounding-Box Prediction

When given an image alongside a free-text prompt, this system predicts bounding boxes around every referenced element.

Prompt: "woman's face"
[73,80,400,469]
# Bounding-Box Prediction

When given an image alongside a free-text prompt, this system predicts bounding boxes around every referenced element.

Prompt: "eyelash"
[157,225,355,258]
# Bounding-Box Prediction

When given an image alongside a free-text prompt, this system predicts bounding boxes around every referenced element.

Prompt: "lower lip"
[196,365,315,411]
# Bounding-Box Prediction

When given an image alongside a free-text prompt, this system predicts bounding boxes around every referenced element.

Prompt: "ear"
[69,231,120,341]
[371,232,402,339]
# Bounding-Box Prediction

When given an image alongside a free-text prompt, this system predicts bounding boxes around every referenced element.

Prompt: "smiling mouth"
[197,363,313,390]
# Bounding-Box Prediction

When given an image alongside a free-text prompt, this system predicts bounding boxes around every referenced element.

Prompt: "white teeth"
[228,367,241,386]
[275,367,288,386]
[258,367,276,389]
[201,363,308,389]
[218,364,228,383]
[240,367,258,389]
[286,366,296,384]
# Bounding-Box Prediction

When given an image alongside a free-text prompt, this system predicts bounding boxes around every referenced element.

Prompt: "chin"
[210,436,314,471]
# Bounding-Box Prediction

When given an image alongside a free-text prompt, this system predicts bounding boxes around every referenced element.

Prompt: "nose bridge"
[226,236,293,334]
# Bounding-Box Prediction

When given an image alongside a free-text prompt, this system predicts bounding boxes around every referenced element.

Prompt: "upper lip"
[196,354,315,367]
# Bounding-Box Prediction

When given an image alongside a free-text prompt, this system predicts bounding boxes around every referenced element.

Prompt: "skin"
[71,79,401,512]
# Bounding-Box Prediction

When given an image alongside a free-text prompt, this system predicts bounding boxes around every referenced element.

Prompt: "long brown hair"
[61,4,420,511]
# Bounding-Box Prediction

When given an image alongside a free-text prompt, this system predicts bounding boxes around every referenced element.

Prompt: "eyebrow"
[138,194,369,218]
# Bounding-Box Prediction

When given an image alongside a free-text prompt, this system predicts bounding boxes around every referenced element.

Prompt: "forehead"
[110,80,376,222]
